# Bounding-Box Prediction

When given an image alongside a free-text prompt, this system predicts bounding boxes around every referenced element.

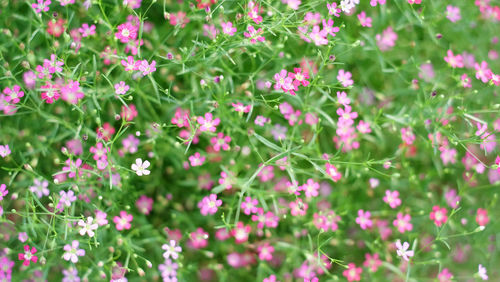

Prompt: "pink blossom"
[113,211,133,231]
[198,194,222,216]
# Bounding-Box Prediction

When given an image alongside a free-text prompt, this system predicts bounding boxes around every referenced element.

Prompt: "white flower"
[395,240,414,261]
[478,264,488,280]
[78,217,98,237]
[131,158,151,176]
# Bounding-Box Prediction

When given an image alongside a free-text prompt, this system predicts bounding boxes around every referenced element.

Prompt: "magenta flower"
[63,240,85,263]
[325,163,342,182]
[40,82,60,104]
[197,113,220,132]
[210,132,231,152]
[3,85,24,104]
[198,194,222,216]
[115,22,138,43]
[61,80,84,105]
[0,184,8,201]
[188,152,206,167]
[244,25,265,44]
[122,56,139,71]
[18,245,38,266]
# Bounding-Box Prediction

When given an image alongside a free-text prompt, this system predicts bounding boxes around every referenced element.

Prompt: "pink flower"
[0,184,8,201]
[121,56,139,71]
[444,50,464,68]
[476,208,489,227]
[327,2,341,17]
[343,263,362,282]
[113,211,133,231]
[244,25,265,44]
[430,206,448,227]
[241,197,259,215]
[274,70,296,95]
[257,243,274,261]
[221,21,237,36]
[95,210,108,226]
[325,163,342,182]
[188,152,205,167]
[383,190,402,209]
[136,195,153,215]
[198,194,222,216]
[446,5,461,22]
[461,73,472,88]
[32,0,51,13]
[115,81,130,95]
[401,127,415,145]
[363,253,382,272]
[78,23,96,37]
[438,268,453,282]
[393,212,413,233]
[248,3,262,24]
[475,61,493,83]
[289,198,308,216]
[115,22,138,43]
[376,26,398,51]
[61,80,84,105]
[408,0,421,4]
[197,113,220,132]
[3,85,24,104]
[63,240,85,263]
[18,245,38,266]
[210,132,231,151]
[301,179,319,198]
[358,11,372,27]
[355,209,373,230]
[137,60,156,75]
[337,69,353,87]
[257,165,274,182]
[231,222,251,244]
[40,82,60,104]
[189,228,209,249]
[290,68,310,87]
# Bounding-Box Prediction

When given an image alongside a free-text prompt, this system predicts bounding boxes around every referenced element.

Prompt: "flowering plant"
[0,0,499,281]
